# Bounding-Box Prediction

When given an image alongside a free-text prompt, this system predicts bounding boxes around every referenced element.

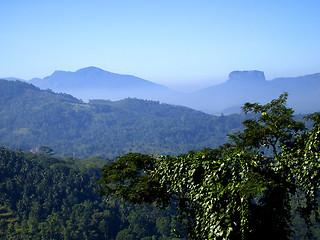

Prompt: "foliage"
[97,153,170,207]
[98,93,320,239]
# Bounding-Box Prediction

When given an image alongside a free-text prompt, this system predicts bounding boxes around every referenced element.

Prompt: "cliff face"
[227,70,266,83]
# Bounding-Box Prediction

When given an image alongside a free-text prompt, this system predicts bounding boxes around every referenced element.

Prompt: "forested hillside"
[0,147,187,239]
[0,79,245,158]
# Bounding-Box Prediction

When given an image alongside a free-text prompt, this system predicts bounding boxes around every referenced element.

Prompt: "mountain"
[5,67,320,114]
[187,71,282,114]
[28,66,182,102]
[0,79,244,158]
[270,73,320,114]
[189,71,320,114]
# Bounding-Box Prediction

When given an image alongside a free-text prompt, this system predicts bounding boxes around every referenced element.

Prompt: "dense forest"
[0,79,245,159]
[0,147,187,239]
[0,148,318,239]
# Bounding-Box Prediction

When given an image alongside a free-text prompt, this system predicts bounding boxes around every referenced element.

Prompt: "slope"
[0,79,244,158]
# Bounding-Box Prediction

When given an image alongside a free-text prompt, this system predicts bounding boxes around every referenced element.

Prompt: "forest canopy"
[0,147,187,239]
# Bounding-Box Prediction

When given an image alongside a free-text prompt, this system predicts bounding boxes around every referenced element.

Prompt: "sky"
[1,0,320,92]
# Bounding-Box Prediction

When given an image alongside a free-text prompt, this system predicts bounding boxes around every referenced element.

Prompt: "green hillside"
[0,79,244,158]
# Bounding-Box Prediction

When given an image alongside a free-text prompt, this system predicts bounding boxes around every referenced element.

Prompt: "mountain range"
[5,66,320,114]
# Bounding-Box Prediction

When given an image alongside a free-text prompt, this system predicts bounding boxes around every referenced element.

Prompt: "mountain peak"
[48,67,107,78]
[76,66,107,74]
[228,70,266,82]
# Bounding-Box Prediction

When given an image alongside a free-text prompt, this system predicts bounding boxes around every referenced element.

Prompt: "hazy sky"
[1,0,320,91]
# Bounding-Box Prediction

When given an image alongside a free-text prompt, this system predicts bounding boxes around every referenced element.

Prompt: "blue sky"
[1,0,320,91]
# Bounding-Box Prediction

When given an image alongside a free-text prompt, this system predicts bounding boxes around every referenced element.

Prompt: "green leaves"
[97,93,320,239]
[97,153,170,207]
[232,92,305,157]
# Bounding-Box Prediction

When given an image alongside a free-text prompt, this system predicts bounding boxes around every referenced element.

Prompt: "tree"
[97,93,320,240]
[38,146,55,156]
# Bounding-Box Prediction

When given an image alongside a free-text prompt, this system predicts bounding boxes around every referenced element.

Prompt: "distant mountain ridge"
[178,70,320,114]
[30,66,164,89]
[4,67,320,114]
[28,66,176,102]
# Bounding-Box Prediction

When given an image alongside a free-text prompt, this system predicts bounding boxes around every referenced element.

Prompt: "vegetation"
[1,80,319,239]
[0,79,245,159]
[98,93,320,239]
[0,147,187,239]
